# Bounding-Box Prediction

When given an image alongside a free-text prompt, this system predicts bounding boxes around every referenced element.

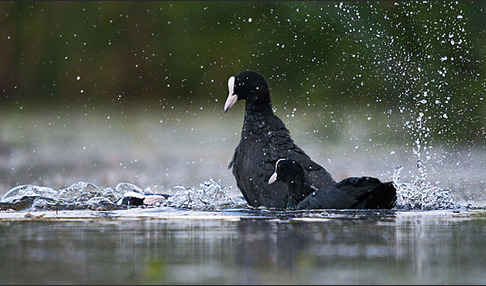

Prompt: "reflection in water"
[0,212,485,284]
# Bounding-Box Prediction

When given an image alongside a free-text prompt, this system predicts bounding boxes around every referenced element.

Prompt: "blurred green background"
[0,1,485,144]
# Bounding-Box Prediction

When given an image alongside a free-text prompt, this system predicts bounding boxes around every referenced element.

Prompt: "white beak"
[224,76,238,112]
[268,159,285,184]
[268,172,277,184]
[224,94,238,112]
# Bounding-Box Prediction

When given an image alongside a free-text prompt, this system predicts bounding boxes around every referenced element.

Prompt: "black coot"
[268,159,397,209]
[224,71,335,208]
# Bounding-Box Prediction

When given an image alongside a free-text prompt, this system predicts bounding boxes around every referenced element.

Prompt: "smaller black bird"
[268,159,397,209]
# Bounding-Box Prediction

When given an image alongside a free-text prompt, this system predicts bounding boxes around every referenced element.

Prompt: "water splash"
[393,166,459,210]
[167,179,247,210]
[0,179,247,211]
[334,2,479,208]
[2,175,466,211]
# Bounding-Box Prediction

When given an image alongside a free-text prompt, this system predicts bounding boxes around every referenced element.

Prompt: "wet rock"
[32,197,71,211]
[100,187,122,203]
[58,182,102,203]
[0,196,37,211]
[1,185,58,203]
[143,195,168,207]
[117,191,145,207]
[87,197,118,211]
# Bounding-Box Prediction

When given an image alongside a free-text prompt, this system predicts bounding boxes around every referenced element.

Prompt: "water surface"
[1,209,485,284]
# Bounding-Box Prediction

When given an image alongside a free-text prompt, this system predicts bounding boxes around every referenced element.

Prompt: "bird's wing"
[231,136,289,208]
[287,144,336,191]
[289,144,327,172]
[229,141,253,204]
[228,144,239,169]
[298,177,396,209]
[262,115,335,188]
[296,183,356,209]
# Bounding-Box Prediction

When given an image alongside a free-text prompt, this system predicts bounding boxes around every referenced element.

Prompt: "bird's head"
[268,159,305,185]
[224,70,271,112]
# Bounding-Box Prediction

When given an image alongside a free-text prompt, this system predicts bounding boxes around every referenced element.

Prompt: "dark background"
[0,1,485,144]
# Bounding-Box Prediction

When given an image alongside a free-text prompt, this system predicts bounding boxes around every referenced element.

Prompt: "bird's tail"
[336,177,397,209]
[364,181,397,209]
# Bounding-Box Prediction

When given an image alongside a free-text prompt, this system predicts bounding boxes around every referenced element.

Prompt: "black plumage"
[224,71,335,208]
[269,159,397,209]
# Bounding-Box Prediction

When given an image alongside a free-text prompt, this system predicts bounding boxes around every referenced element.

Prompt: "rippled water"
[1,210,486,284]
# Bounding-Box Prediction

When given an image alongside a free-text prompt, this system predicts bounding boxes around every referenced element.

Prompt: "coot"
[224,71,335,209]
[268,159,396,209]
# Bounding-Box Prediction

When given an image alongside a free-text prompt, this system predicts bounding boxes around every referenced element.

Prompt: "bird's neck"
[241,103,274,137]
[245,100,273,114]
[288,180,304,193]
[286,176,309,209]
